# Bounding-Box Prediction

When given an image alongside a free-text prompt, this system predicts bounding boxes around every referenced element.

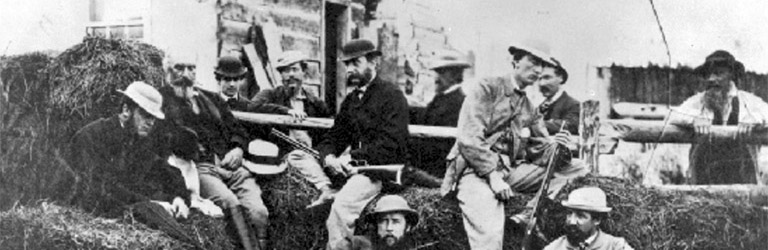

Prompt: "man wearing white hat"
[409,50,471,178]
[440,39,588,249]
[333,195,421,250]
[250,50,337,207]
[544,187,634,250]
[68,82,199,245]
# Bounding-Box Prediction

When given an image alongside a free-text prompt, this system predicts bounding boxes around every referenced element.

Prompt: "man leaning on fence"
[668,50,768,185]
[320,39,410,250]
[440,39,588,250]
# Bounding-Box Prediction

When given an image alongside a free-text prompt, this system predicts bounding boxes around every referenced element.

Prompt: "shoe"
[306,187,338,209]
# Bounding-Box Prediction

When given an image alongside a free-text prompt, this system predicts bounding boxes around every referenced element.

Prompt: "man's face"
[279,63,305,90]
[564,209,600,245]
[704,66,735,92]
[537,66,563,99]
[130,107,157,137]
[434,68,463,93]
[514,54,544,88]
[172,63,196,81]
[344,56,375,88]
[218,74,245,97]
[376,213,410,247]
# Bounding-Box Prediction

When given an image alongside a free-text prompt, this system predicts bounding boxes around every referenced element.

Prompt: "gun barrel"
[354,165,404,185]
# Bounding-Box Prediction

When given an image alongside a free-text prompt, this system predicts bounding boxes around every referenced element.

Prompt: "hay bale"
[263,170,768,249]
[46,36,165,124]
[0,52,55,112]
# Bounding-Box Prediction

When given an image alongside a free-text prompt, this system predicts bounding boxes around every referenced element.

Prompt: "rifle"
[521,122,568,250]
[269,128,320,159]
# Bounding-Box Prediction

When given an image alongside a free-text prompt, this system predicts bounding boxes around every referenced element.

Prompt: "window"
[86,0,149,40]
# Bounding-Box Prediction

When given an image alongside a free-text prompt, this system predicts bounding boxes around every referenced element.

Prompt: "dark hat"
[365,195,419,226]
[340,39,382,62]
[694,50,745,78]
[215,55,248,77]
[508,39,556,66]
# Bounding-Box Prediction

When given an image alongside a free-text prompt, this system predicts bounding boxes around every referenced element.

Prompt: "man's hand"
[553,130,572,146]
[324,155,349,176]
[487,171,514,201]
[190,195,224,218]
[171,197,190,219]
[221,147,243,169]
[693,117,712,136]
[737,123,761,139]
[287,109,308,120]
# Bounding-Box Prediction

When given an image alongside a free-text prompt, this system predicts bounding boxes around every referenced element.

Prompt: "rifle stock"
[352,164,405,185]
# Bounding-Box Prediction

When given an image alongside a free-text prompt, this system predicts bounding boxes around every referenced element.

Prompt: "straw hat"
[275,50,319,70]
[561,186,612,213]
[508,39,556,66]
[429,50,471,70]
[241,139,287,176]
[117,81,164,119]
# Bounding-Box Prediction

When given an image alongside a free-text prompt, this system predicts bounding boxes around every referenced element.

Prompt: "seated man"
[669,50,768,184]
[544,187,634,250]
[334,195,421,250]
[68,81,196,244]
[321,39,410,249]
[537,58,580,135]
[159,75,265,250]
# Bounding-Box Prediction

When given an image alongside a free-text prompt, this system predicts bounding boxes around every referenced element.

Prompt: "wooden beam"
[650,184,768,206]
[232,111,458,139]
[604,119,768,144]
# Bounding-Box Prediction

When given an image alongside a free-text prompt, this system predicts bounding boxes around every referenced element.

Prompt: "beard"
[373,234,413,250]
[703,84,732,119]
[283,77,303,94]
[564,226,591,246]
[347,68,374,87]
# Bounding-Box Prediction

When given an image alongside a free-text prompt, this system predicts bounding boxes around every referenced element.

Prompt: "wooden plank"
[242,43,274,90]
[232,111,457,139]
[604,119,768,144]
[651,184,768,206]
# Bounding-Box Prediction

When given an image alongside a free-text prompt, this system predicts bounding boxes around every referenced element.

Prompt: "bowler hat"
[694,50,745,79]
[214,55,248,77]
[508,39,556,66]
[429,50,471,70]
[340,39,382,62]
[561,186,612,213]
[117,81,165,119]
[275,50,320,71]
[365,195,419,226]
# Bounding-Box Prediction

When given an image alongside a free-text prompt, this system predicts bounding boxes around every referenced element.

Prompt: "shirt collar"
[576,230,599,249]
[505,74,526,96]
[728,82,738,98]
[167,154,195,170]
[441,84,462,95]
[220,92,239,102]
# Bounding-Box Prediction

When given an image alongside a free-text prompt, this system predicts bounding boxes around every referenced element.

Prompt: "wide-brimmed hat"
[694,50,745,79]
[429,50,471,70]
[365,195,419,226]
[214,55,248,77]
[340,39,382,62]
[241,139,287,176]
[550,57,569,84]
[561,186,612,213]
[508,39,556,66]
[117,81,164,119]
[275,50,320,71]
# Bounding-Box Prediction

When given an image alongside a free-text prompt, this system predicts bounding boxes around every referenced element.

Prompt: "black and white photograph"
[1,0,767,249]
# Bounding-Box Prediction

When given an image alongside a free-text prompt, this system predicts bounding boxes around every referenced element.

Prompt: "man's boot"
[226,205,260,250]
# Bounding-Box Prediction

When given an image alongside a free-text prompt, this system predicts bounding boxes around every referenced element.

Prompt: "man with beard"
[321,39,410,249]
[543,187,633,250]
[440,40,588,250]
[669,50,768,184]
[159,74,266,250]
[250,50,336,207]
[409,50,470,178]
[333,195,421,250]
[537,58,580,135]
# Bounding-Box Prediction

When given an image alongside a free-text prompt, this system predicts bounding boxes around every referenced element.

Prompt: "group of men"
[69,32,766,249]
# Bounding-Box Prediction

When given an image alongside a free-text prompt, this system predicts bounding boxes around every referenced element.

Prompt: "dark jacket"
[159,86,248,163]
[317,77,409,165]
[68,116,189,214]
[409,87,465,177]
[541,91,580,135]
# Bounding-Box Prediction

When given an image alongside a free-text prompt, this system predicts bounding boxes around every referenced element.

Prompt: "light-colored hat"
[561,186,612,213]
[365,195,419,226]
[508,39,556,66]
[117,81,165,119]
[429,50,471,70]
[275,50,319,70]
[241,139,287,176]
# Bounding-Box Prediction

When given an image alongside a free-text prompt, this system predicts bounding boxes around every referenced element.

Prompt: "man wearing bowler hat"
[669,50,768,184]
[318,38,410,249]
[159,64,266,249]
[440,39,587,249]
[333,195,421,250]
[543,187,634,250]
[409,50,471,178]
